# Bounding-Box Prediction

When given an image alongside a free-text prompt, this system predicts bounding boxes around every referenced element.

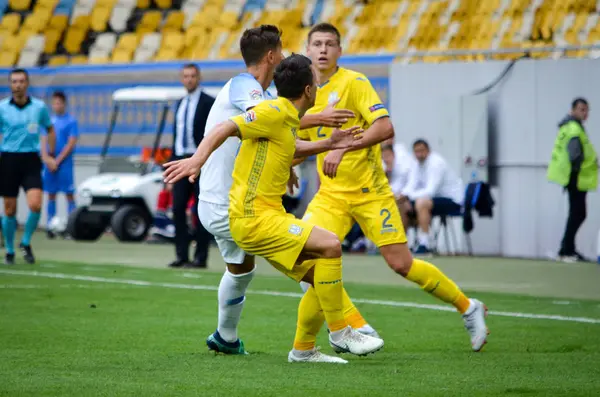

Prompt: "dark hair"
[274,54,313,99]
[412,139,429,150]
[239,25,282,66]
[182,63,199,73]
[9,68,28,81]
[52,91,67,102]
[308,23,341,44]
[572,97,588,109]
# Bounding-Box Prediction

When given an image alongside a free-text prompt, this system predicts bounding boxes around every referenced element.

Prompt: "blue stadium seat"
[311,0,324,25]
[54,0,76,15]
[243,0,266,12]
[0,0,8,19]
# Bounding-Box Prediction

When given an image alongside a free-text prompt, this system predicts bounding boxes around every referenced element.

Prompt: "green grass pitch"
[1,236,599,396]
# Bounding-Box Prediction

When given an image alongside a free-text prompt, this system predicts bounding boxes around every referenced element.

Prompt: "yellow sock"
[342,288,367,328]
[293,286,324,351]
[406,258,471,314]
[313,257,347,332]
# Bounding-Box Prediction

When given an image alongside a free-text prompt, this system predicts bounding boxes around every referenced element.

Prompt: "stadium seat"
[48,54,68,66]
[63,22,88,54]
[70,54,88,64]
[71,0,98,20]
[155,0,171,9]
[48,15,69,33]
[133,32,161,62]
[90,6,113,32]
[92,32,117,53]
[109,3,134,32]
[155,31,183,60]
[0,13,21,35]
[89,54,109,64]
[0,49,18,66]
[22,12,51,34]
[8,0,31,11]
[136,10,162,35]
[17,35,45,67]
[162,11,184,32]
[136,0,150,8]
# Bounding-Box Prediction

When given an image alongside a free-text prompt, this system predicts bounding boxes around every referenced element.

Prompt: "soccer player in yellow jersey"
[296,23,489,352]
[164,54,384,363]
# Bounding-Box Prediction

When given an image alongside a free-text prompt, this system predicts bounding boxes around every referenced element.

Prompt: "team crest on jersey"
[328,92,339,104]
[244,110,256,123]
[288,224,303,236]
[249,89,262,100]
[27,123,38,134]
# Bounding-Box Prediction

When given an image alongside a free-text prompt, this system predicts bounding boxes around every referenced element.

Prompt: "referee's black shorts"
[0,152,43,197]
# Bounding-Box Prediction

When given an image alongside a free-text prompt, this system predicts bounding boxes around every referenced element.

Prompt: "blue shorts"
[410,197,461,216]
[43,163,75,194]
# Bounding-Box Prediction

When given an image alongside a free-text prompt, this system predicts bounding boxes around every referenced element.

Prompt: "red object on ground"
[156,189,172,212]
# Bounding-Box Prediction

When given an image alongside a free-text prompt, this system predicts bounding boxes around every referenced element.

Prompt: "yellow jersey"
[299,67,391,195]
[228,97,299,218]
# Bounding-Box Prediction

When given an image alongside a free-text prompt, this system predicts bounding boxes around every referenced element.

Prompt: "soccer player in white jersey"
[198,25,364,355]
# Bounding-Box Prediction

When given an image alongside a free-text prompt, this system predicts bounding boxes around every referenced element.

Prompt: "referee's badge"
[27,123,38,134]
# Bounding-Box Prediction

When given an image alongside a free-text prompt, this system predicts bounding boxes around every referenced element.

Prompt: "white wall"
[390,58,600,259]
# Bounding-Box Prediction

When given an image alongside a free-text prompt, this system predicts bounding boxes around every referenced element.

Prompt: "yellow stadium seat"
[137,0,150,8]
[162,11,184,32]
[90,6,112,32]
[35,0,59,8]
[1,13,21,34]
[0,49,18,67]
[89,55,110,64]
[63,28,87,54]
[48,54,68,66]
[155,0,172,10]
[111,48,133,63]
[22,12,50,34]
[8,0,31,12]
[71,15,91,30]
[136,10,162,34]
[70,55,88,64]
[48,15,69,33]
[114,32,138,51]
[44,29,62,54]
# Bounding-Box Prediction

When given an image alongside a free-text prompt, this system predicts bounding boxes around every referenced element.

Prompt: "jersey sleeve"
[230,101,283,140]
[39,104,52,128]
[229,75,266,112]
[350,74,389,126]
[69,118,79,138]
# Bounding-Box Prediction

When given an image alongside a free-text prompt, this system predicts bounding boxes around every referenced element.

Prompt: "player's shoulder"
[230,73,263,94]
[339,67,370,84]
[30,97,48,108]
[0,97,10,107]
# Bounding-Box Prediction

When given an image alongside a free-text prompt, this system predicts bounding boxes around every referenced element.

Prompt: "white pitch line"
[1,268,600,325]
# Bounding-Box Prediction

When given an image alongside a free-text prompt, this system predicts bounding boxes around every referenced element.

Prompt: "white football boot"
[288,348,348,364]
[462,298,489,352]
[329,326,384,356]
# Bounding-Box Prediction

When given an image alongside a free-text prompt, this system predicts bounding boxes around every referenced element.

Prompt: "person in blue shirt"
[0,68,56,265]
[43,91,78,239]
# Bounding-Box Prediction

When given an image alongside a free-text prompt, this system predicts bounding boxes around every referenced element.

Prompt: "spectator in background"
[43,91,78,239]
[398,139,464,255]
[168,63,215,269]
[547,98,598,263]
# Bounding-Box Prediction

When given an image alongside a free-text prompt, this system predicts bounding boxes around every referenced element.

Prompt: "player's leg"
[299,225,384,356]
[62,164,77,216]
[0,154,21,264]
[354,195,489,351]
[300,193,377,335]
[42,166,58,238]
[288,267,347,364]
[19,154,44,264]
[198,200,253,354]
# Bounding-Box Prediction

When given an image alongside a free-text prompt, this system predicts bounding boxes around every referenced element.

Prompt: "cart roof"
[112,86,223,102]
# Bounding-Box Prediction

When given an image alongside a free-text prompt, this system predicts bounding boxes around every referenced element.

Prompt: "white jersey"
[198,73,276,205]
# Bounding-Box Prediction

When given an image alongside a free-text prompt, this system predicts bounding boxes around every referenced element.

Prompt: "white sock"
[217,267,255,343]
[299,281,311,293]
[417,229,429,248]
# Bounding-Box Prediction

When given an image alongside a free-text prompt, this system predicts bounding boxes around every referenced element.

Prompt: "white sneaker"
[356,325,380,339]
[288,348,348,364]
[329,326,384,356]
[462,298,489,352]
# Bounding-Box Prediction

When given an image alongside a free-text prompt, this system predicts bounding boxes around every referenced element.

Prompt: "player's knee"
[415,198,432,212]
[321,235,342,258]
[4,201,16,216]
[30,202,42,213]
[48,194,57,200]
[382,244,413,276]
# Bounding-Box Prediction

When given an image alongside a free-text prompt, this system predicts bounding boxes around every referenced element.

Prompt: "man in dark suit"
[168,63,215,269]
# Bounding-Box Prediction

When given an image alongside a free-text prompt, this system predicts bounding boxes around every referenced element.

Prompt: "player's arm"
[299,99,355,130]
[294,126,363,158]
[40,105,56,156]
[56,120,79,165]
[163,120,239,184]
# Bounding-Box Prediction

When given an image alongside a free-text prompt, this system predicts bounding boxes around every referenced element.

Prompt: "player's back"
[300,68,391,197]
[199,73,275,206]
[228,97,299,218]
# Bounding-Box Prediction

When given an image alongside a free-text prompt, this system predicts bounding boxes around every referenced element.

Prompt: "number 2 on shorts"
[380,208,393,229]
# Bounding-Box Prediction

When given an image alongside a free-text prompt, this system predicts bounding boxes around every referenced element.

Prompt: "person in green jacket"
[547,98,598,262]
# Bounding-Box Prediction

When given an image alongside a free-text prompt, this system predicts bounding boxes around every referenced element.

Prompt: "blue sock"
[47,199,57,227]
[67,200,76,214]
[2,216,16,255]
[21,212,41,247]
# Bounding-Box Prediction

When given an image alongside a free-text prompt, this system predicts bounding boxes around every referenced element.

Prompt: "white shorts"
[198,200,246,264]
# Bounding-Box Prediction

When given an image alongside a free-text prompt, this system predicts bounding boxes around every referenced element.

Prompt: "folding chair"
[431,207,473,256]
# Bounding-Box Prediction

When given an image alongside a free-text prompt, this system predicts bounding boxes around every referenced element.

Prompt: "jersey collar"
[10,96,32,109]
[318,67,340,88]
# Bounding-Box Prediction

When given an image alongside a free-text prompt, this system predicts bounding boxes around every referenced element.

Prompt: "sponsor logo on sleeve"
[369,103,385,112]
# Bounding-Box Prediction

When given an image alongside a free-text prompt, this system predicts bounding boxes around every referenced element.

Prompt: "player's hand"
[287,167,299,195]
[329,125,363,151]
[322,149,346,179]
[163,158,202,184]
[318,99,355,128]
[43,156,58,172]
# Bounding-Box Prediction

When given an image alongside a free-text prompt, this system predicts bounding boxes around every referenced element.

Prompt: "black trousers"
[171,156,211,263]
[560,187,587,254]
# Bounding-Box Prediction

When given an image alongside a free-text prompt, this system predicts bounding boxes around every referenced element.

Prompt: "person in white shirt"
[382,140,413,199]
[197,25,364,356]
[398,139,464,255]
